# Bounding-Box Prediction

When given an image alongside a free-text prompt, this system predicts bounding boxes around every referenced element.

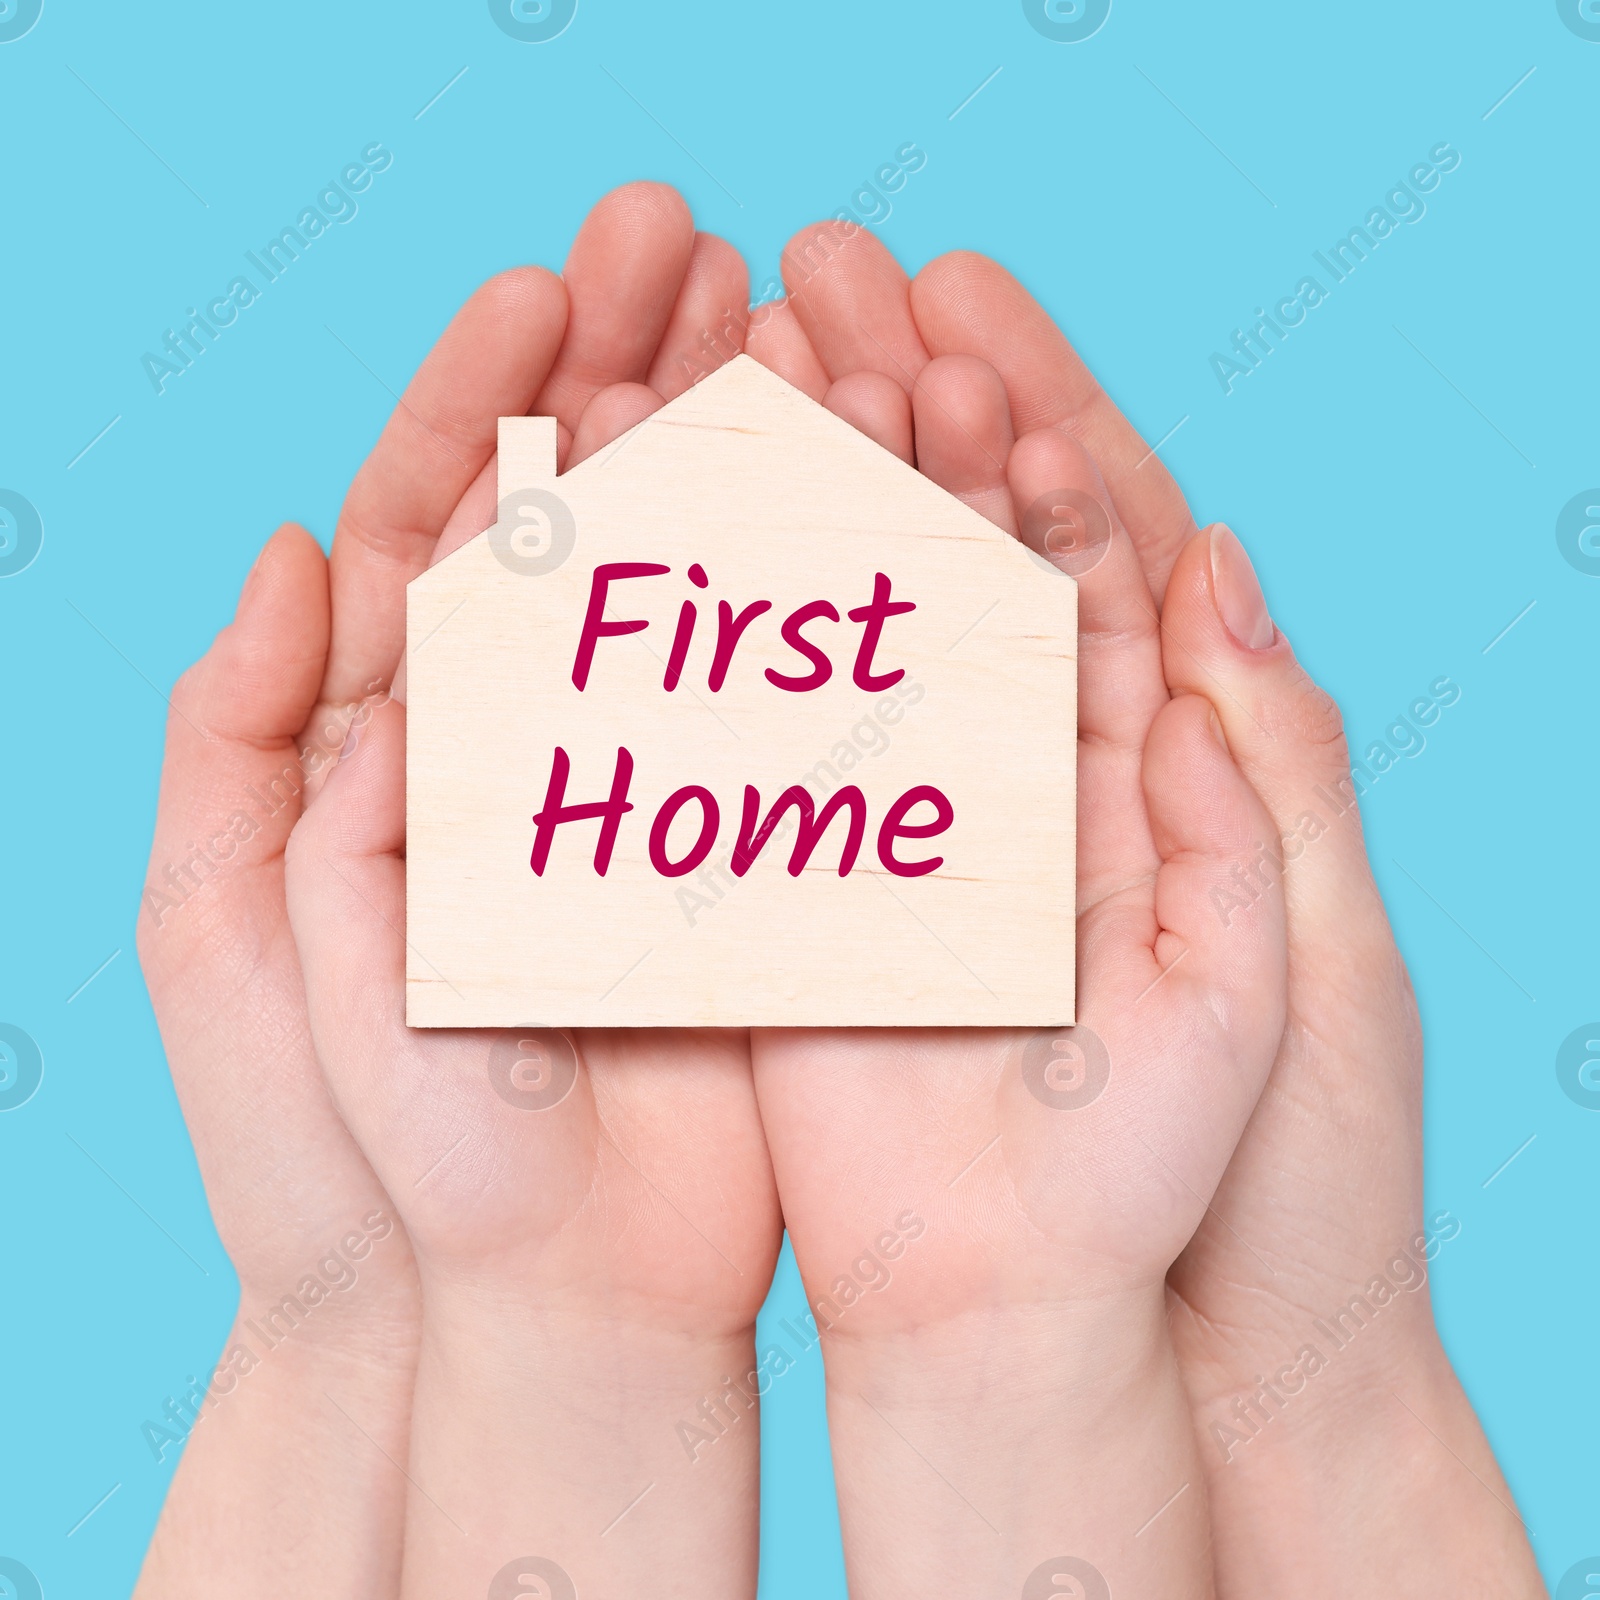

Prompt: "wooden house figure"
[406,354,1076,1028]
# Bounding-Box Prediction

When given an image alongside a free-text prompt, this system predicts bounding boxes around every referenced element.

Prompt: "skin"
[135,182,1544,1598]
[289,187,785,1600]
[292,249,1290,1600]
[890,242,1542,1598]
[752,237,1291,1592]
[138,185,781,1600]
[134,524,419,1599]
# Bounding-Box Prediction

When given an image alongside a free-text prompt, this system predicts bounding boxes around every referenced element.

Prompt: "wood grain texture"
[406,354,1076,1027]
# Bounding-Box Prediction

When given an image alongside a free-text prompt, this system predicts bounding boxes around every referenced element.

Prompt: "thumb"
[142,522,328,953]
[1157,527,1425,1092]
[285,694,412,1085]
[1159,525,1397,947]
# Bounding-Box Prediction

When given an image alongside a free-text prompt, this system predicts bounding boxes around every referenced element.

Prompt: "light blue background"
[2,2,1596,1594]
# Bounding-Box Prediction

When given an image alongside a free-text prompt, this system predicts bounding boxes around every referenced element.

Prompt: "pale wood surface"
[406,355,1076,1027]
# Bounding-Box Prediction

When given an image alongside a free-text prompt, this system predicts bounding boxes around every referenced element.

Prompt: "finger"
[323,267,568,715]
[287,696,407,999]
[386,454,498,711]
[181,525,330,765]
[1006,428,1167,904]
[911,252,1199,599]
[745,296,830,400]
[910,354,1016,533]
[1139,693,1286,1006]
[567,381,667,468]
[423,410,577,581]
[396,375,664,710]
[387,409,583,708]
[531,181,695,430]
[284,699,433,1168]
[780,220,928,391]
[1007,429,1166,751]
[1096,692,1287,1127]
[1007,692,1286,1266]
[1157,524,1391,950]
[284,698,433,1127]
[823,371,913,463]
[647,232,750,401]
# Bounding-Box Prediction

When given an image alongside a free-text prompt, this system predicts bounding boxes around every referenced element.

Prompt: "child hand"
[747,222,1290,1596]
[283,183,783,1600]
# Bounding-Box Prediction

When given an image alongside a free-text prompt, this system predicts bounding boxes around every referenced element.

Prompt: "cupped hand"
[745,222,1291,1595]
[135,526,420,1600]
[790,229,1542,1596]
[283,183,783,1600]
[753,225,1288,1308]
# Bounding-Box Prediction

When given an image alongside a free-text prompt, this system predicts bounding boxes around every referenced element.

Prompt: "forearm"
[401,1281,763,1600]
[821,1291,1216,1597]
[1181,1297,1542,1597]
[134,1304,418,1599]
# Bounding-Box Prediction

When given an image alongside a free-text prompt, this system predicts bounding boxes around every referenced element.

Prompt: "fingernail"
[1209,524,1275,651]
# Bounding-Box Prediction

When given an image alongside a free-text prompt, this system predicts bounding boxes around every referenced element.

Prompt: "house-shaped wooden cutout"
[406,354,1076,1028]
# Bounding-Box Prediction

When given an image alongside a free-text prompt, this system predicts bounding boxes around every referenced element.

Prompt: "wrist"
[135,1311,417,1600]
[225,1200,419,1372]
[1182,1260,1446,1479]
[229,1250,420,1379]
[814,1290,1215,1596]
[420,1277,757,1396]
[1190,1307,1541,1596]
[173,1306,415,1446]
[403,1287,764,1598]
[818,1284,1170,1416]
[418,1280,762,1479]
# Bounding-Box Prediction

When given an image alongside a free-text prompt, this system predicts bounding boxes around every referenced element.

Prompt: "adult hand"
[765,221,1541,1596]
[134,533,418,1600]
